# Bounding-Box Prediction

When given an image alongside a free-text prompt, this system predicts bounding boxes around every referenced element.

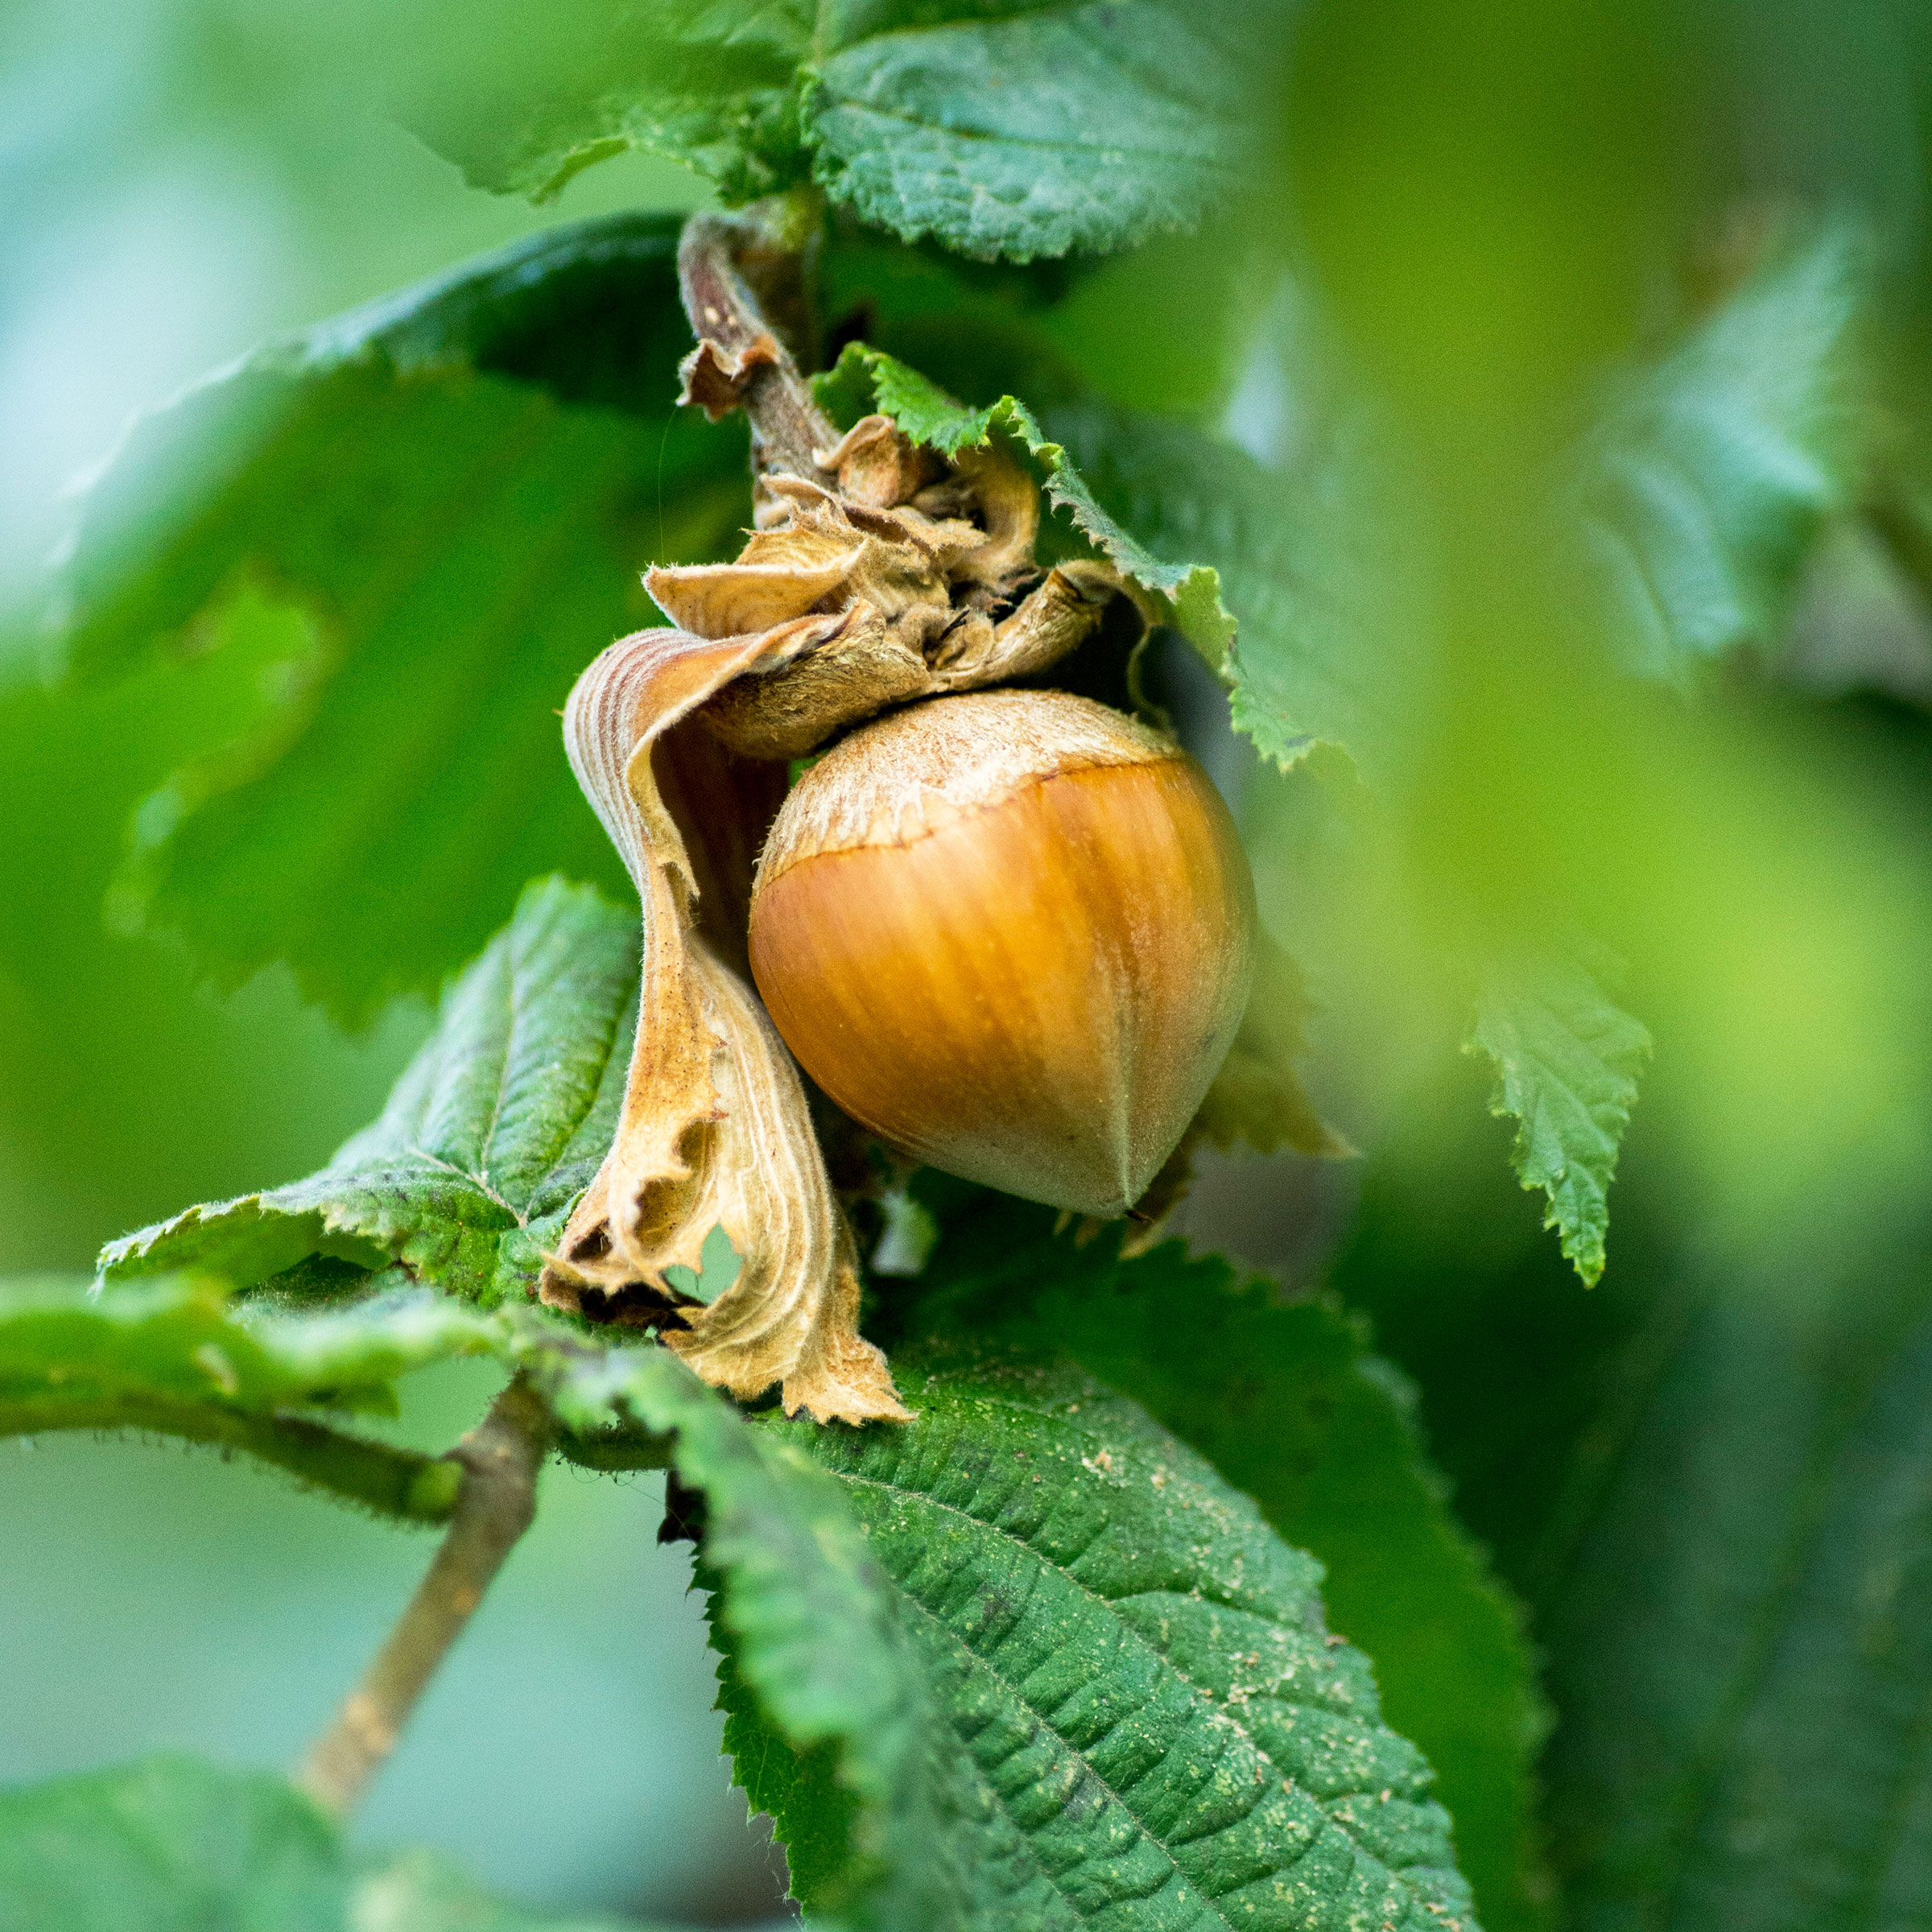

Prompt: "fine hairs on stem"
[295,1374,553,1817]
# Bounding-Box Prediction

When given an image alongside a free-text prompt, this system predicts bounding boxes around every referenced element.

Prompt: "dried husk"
[539,625,910,1423]
[540,209,1141,1423]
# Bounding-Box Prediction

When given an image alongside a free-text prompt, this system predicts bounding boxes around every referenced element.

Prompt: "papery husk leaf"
[539,625,910,1425]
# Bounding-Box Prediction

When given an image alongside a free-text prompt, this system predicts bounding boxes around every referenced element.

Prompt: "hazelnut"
[747,689,1256,1217]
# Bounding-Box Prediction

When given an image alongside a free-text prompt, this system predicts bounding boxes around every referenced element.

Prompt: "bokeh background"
[0,3,791,1921]
[10,0,1932,1926]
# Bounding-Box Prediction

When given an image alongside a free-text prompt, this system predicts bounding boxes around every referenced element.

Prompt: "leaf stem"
[0,1399,460,1524]
[678,208,840,481]
[294,1373,553,1817]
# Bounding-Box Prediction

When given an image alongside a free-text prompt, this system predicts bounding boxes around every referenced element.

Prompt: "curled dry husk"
[537,213,1126,1423]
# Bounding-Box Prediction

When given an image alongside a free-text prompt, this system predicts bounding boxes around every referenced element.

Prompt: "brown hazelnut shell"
[748,689,1257,1217]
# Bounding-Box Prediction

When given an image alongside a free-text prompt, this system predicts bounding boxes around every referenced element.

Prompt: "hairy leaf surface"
[895,1187,1545,1932]
[735,1340,1478,1931]
[417,2,1283,262]
[1578,226,1869,686]
[101,877,638,1305]
[1469,952,1652,1286]
[61,214,746,1020]
[0,1273,491,1519]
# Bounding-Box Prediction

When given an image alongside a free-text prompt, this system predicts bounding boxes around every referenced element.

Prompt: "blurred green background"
[0,2,796,1921]
[10,0,1932,1925]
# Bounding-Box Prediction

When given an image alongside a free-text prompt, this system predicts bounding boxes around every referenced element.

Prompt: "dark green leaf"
[61,213,747,1020]
[101,877,638,1306]
[896,1187,1546,1932]
[415,4,1282,263]
[747,1338,1480,1931]
[1468,951,1652,1286]
[517,1323,949,1930]
[1578,225,1870,687]
[0,1274,487,1520]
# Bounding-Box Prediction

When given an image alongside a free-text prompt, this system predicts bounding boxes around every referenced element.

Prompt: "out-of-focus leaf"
[0,1757,341,1932]
[895,1186,1549,1932]
[1469,951,1653,1286]
[1534,1132,1932,1931]
[0,1756,667,1932]
[1579,225,1870,687]
[416,2,1284,263]
[100,878,638,1306]
[0,1274,490,1520]
[61,213,746,1021]
[1196,932,1354,1160]
[351,1847,673,1930]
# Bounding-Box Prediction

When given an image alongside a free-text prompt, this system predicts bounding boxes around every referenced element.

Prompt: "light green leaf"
[744,1339,1480,1932]
[411,4,813,205]
[414,3,1282,262]
[1468,952,1653,1286]
[1579,225,1870,687]
[101,877,638,1307]
[0,1273,489,1521]
[0,1757,667,1932]
[0,1758,341,1932]
[898,1185,1547,1932]
[61,213,747,1021]
[350,1846,659,1930]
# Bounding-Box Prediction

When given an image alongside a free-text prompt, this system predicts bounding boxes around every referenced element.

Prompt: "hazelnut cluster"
[539,213,1255,1423]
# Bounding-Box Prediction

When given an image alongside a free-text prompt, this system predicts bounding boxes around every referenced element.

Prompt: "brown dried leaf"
[539,626,911,1425]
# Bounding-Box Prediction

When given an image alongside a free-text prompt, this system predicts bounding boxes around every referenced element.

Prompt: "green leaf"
[1578,225,1870,687]
[804,3,1281,262]
[0,1273,489,1521]
[1468,951,1653,1287]
[517,1323,949,1930]
[895,1187,1547,1932]
[815,317,1414,777]
[416,3,1282,263]
[1530,1148,1932,1931]
[0,1757,665,1932]
[101,877,639,1307]
[61,213,748,1021]
[747,1338,1480,1932]
[411,6,813,206]
[0,1757,341,1932]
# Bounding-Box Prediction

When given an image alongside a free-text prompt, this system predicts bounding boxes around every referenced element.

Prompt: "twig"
[678,209,841,482]
[294,1374,553,1816]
